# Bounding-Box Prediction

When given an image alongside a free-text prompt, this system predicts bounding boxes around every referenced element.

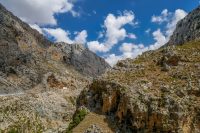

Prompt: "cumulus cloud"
[166,9,187,37]
[106,43,146,66]
[151,9,170,24]
[87,41,106,52]
[150,8,187,49]
[43,28,88,44]
[149,29,167,50]
[127,33,137,39]
[0,0,77,25]
[87,11,136,52]
[29,24,43,34]
[152,9,187,38]
[105,31,164,66]
[74,30,88,44]
[105,54,123,67]
[106,9,187,66]
[43,28,74,43]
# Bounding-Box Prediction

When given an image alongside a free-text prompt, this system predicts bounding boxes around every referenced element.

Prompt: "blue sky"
[0,0,199,66]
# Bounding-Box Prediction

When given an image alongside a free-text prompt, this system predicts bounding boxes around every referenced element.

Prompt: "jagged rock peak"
[167,6,200,45]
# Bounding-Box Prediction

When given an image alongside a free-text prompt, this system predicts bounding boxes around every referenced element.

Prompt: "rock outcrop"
[167,6,200,45]
[56,42,110,77]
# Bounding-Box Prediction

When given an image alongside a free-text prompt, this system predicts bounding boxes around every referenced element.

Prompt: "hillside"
[77,5,200,133]
[0,3,109,132]
[79,40,200,132]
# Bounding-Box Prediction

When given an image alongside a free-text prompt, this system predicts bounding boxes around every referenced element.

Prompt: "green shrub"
[65,109,88,133]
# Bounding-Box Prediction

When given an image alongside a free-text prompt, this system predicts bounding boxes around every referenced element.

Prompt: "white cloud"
[43,28,73,43]
[149,29,167,50]
[87,41,106,52]
[106,9,187,66]
[127,33,137,39]
[0,0,77,25]
[119,43,135,53]
[106,43,146,66]
[166,9,187,37]
[151,9,170,24]
[105,54,123,67]
[43,28,88,44]
[29,24,43,34]
[152,9,187,38]
[150,9,187,48]
[74,30,88,44]
[98,31,104,39]
[87,11,136,52]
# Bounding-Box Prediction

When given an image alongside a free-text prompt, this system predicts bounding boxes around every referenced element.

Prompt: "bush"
[65,109,88,133]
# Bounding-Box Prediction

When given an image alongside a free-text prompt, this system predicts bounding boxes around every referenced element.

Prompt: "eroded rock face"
[167,6,200,45]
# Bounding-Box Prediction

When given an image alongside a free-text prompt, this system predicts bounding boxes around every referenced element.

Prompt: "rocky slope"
[0,3,109,132]
[1,2,200,133]
[78,6,200,132]
[168,6,200,45]
[79,41,200,132]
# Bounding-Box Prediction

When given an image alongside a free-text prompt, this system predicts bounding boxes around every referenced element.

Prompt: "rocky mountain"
[167,6,200,45]
[76,6,200,133]
[55,42,110,77]
[1,2,200,133]
[0,3,109,132]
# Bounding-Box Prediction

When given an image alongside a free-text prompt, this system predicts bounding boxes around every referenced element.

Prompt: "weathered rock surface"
[79,41,200,132]
[56,42,110,77]
[167,6,200,45]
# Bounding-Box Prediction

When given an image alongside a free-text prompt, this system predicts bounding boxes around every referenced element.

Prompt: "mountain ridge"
[0,3,110,132]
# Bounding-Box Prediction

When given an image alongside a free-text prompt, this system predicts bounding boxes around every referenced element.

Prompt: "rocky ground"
[72,112,115,133]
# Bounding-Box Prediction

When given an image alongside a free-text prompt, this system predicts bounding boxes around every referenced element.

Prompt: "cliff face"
[56,42,110,77]
[0,3,109,132]
[167,6,200,45]
[79,41,200,132]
